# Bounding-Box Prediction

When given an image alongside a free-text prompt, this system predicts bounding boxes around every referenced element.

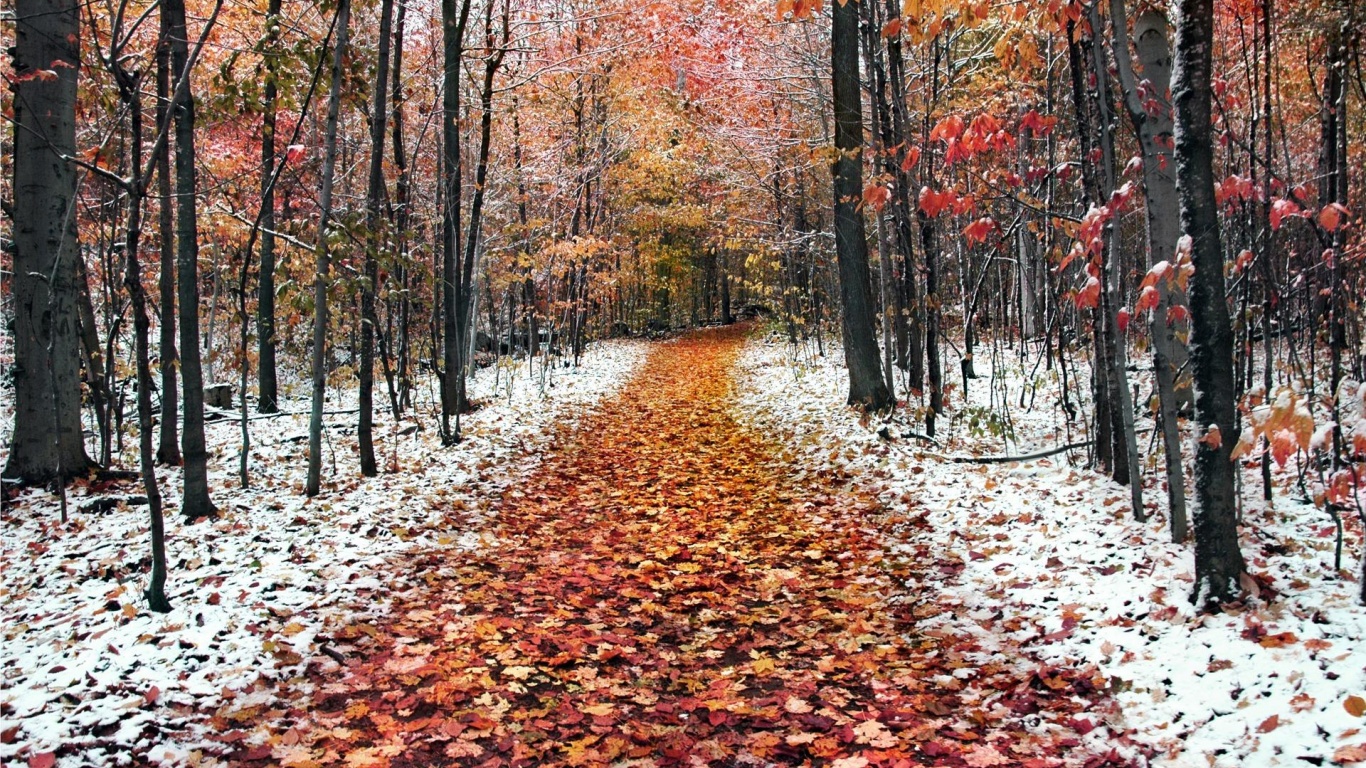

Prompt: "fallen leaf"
[1334,744,1366,764]
[963,744,1010,767]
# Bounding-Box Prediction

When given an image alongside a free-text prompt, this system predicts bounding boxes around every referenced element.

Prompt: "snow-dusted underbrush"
[0,342,647,767]
[734,330,1366,767]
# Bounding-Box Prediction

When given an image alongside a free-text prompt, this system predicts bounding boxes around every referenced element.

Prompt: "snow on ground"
[734,331,1366,768]
[0,342,647,768]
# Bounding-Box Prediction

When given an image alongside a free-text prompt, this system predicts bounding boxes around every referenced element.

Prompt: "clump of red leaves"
[225,327,1125,767]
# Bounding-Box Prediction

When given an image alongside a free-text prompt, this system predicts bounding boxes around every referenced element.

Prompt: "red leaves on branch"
[862,183,892,211]
[962,217,996,244]
[919,187,956,217]
[1319,203,1350,233]
[1270,198,1302,231]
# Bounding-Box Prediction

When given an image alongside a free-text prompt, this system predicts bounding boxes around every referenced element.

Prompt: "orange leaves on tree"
[1232,386,1317,465]
[1215,174,1253,206]
[919,187,956,217]
[1019,109,1056,137]
[1327,469,1360,508]
[1074,276,1100,310]
[1270,198,1302,231]
[962,216,995,244]
[900,146,921,171]
[1319,202,1351,232]
[862,183,892,212]
[931,113,1016,164]
[929,115,965,143]
[880,18,902,38]
[1132,249,1195,325]
[1134,286,1160,314]
[1269,429,1298,468]
[776,0,823,20]
[968,113,1002,135]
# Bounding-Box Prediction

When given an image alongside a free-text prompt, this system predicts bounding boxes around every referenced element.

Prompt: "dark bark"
[389,0,412,413]
[1086,0,1144,520]
[360,0,396,477]
[164,0,216,519]
[1172,0,1246,606]
[4,0,93,485]
[256,0,282,414]
[109,56,171,612]
[831,0,892,411]
[882,0,922,387]
[440,0,474,439]
[861,0,896,400]
[73,253,111,465]
[155,28,181,465]
[454,2,509,425]
[306,0,351,497]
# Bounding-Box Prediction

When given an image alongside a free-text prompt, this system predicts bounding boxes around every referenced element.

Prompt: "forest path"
[241,327,1108,767]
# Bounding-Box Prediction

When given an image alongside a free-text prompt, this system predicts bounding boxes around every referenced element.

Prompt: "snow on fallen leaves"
[219,327,1112,767]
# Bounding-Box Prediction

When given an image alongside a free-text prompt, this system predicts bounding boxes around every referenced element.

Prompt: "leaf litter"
[222,326,1112,767]
[0,342,647,767]
[735,333,1366,768]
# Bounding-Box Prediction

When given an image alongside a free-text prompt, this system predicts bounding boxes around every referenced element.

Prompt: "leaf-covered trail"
[235,327,1111,767]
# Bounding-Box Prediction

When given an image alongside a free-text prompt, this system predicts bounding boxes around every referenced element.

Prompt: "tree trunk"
[1087,1,1145,520]
[861,0,897,400]
[389,0,412,414]
[454,5,508,424]
[1172,0,1246,606]
[73,253,110,466]
[1111,1,1188,538]
[830,0,892,411]
[4,0,92,485]
[111,61,172,612]
[155,28,182,465]
[882,0,922,387]
[306,0,351,497]
[256,0,282,414]
[165,0,216,519]
[359,0,395,477]
[440,0,474,440]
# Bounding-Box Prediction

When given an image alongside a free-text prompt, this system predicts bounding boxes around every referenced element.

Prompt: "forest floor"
[735,330,1366,768]
[4,326,1366,768]
[221,325,1109,768]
